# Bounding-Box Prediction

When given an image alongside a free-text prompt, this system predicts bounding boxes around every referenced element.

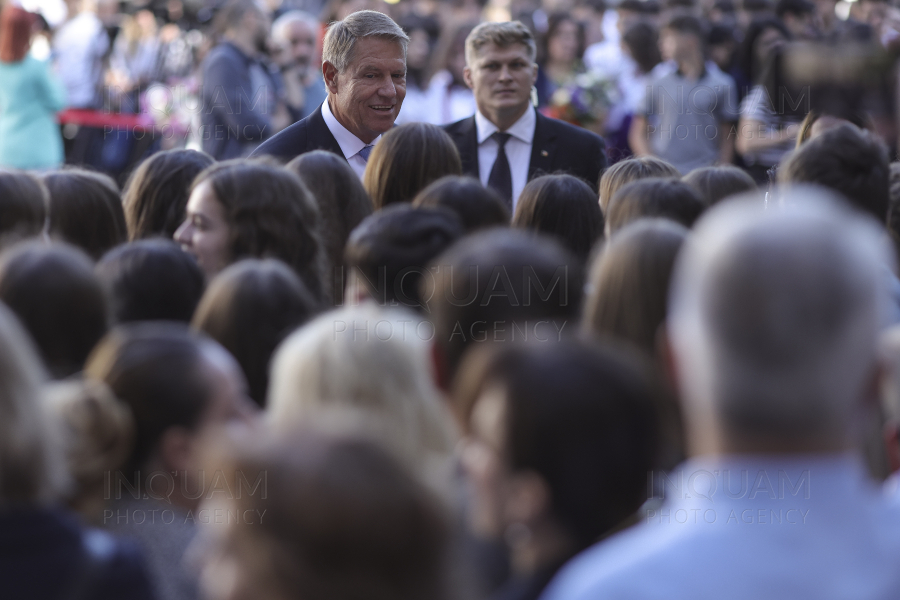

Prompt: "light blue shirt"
[541,453,900,600]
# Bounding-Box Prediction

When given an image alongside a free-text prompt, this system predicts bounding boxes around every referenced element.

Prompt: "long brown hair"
[0,6,33,64]
[363,123,462,210]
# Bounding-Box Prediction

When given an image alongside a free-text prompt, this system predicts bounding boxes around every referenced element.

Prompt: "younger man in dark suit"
[443,21,607,211]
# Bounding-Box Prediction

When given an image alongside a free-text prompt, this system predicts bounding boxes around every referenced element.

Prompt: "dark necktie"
[487,132,513,208]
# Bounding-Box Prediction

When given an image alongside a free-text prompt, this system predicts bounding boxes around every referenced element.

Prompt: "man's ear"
[463,66,474,90]
[323,61,339,94]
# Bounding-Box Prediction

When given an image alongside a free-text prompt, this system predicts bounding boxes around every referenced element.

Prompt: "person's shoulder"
[443,115,476,135]
[250,107,321,160]
[705,62,736,87]
[538,113,604,148]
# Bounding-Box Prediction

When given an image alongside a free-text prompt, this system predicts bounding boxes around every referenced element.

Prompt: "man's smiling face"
[324,36,407,144]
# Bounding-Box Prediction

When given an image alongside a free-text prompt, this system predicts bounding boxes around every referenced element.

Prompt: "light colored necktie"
[358,144,374,162]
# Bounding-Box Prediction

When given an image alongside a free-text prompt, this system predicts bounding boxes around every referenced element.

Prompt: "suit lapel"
[528,112,557,181]
[310,104,347,159]
[454,116,480,178]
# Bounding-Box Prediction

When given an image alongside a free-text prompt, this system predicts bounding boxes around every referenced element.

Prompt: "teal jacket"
[0,56,67,170]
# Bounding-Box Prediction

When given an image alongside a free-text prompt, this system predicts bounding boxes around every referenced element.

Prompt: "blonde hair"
[266,304,458,500]
[599,156,679,212]
[0,304,68,506]
[44,380,134,523]
[465,20,536,66]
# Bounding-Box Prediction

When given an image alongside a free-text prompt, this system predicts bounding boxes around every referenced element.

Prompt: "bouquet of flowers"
[542,71,618,132]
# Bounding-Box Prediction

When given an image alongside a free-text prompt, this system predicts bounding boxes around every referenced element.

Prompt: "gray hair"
[465,20,537,67]
[322,10,409,73]
[271,10,319,42]
[668,187,892,440]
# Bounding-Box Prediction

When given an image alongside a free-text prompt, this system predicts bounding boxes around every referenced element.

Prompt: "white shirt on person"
[475,105,535,211]
[321,98,382,180]
[540,452,900,600]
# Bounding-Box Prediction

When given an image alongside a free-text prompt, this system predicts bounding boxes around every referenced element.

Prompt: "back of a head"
[44,169,127,260]
[513,174,604,263]
[286,150,373,286]
[669,192,889,443]
[413,176,510,233]
[44,379,133,521]
[96,239,205,324]
[779,124,890,224]
[195,160,326,302]
[599,157,680,212]
[84,322,217,473]
[0,302,65,505]
[0,241,108,379]
[123,149,214,241]
[209,431,450,600]
[682,166,760,206]
[363,123,463,210]
[193,259,319,408]
[345,205,466,311]
[0,169,47,242]
[267,304,458,494]
[424,229,584,386]
[606,177,705,235]
[454,338,658,547]
[584,219,689,356]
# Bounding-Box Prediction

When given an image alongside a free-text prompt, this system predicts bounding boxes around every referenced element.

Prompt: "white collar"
[475,105,536,145]
[321,98,382,159]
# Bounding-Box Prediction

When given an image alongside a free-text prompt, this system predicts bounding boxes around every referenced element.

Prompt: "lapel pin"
[541,150,549,157]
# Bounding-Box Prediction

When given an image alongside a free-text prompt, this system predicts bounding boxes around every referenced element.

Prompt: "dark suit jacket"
[249,104,345,162]
[443,111,608,191]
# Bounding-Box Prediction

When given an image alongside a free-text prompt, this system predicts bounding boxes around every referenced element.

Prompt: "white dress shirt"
[476,106,536,211]
[541,453,900,600]
[321,99,382,180]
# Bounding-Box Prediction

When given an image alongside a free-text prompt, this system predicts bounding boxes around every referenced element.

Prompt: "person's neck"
[482,102,530,133]
[676,53,705,80]
[510,518,575,577]
[687,420,853,457]
[327,97,378,144]
[225,32,258,59]
[545,59,575,83]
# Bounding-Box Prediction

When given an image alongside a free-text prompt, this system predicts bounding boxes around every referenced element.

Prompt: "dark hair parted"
[286,150,373,305]
[513,174,604,263]
[453,338,658,547]
[345,205,466,311]
[412,176,510,232]
[192,259,319,408]
[192,159,327,303]
[0,242,108,379]
[43,169,128,260]
[583,219,688,356]
[0,169,48,241]
[96,239,206,324]
[779,123,890,223]
[363,123,462,210]
[84,323,220,472]
[123,149,214,241]
[606,177,705,234]
[424,229,584,387]
[682,165,759,206]
[599,156,680,212]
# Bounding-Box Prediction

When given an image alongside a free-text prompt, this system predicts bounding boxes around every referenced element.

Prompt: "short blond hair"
[465,20,536,66]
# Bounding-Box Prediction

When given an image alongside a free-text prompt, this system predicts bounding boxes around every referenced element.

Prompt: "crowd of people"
[2,0,900,599]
